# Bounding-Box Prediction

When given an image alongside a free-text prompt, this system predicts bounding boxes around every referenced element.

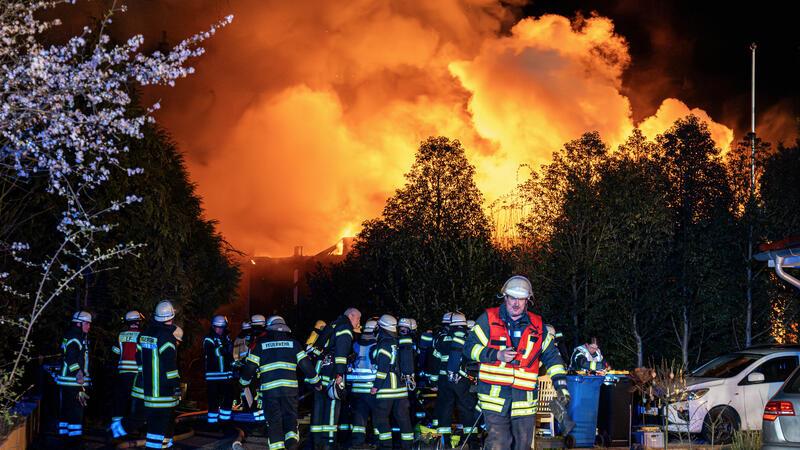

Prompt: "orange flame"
[110,2,742,255]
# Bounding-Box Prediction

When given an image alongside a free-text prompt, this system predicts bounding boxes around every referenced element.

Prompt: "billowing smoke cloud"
[100,1,735,255]
[638,98,735,150]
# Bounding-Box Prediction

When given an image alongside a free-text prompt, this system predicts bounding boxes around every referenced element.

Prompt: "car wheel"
[702,406,740,445]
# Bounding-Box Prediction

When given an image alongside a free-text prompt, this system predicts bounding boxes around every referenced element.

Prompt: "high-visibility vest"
[348,340,377,393]
[112,330,140,374]
[478,307,543,391]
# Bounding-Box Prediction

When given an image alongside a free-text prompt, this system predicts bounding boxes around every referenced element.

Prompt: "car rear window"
[785,367,800,394]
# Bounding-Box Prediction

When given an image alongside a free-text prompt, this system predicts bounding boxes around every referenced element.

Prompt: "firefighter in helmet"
[204,314,234,426]
[347,318,379,449]
[370,314,413,450]
[240,315,320,450]
[139,300,181,449]
[110,311,144,429]
[57,311,92,447]
[311,308,360,450]
[436,312,478,447]
[463,276,569,450]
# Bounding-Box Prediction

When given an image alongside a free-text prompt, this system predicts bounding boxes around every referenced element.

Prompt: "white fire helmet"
[398,318,415,331]
[363,319,378,334]
[124,311,144,322]
[501,275,533,299]
[327,379,345,400]
[450,312,467,327]
[211,315,229,328]
[154,300,176,322]
[241,321,252,331]
[267,315,291,332]
[72,311,92,324]
[378,314,397,333]
[441,312,453,325]
[250,314,266,327]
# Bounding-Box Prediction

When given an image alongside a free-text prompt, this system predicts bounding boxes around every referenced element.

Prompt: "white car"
[666,345,800,443]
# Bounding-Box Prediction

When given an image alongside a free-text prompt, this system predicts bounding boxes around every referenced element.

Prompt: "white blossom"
[0,0,231,412]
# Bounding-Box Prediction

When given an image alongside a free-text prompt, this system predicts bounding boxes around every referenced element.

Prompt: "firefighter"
[347,318,378,449]
[370,314,413,450]
[398,317,424,426]
[397,318,416,386]
[240,315,320,450]
[233,321,251,361]
[247,314,269,422]
[429,311,453,429]
[305,319,328,361]
[139,300,181,449]
[570,337,609,374]
[436,312,478,448]
[204,315,234,426]
[463,276,569,450]
[311,308,360,450]
[110,311,144,430]
[57,311,92,446]
[416,327,434,389]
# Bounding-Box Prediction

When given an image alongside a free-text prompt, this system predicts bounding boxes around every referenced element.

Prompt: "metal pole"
[750,43,757,190]
[745,43,757,347]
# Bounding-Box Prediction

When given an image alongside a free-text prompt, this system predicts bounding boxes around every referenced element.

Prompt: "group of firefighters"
[55,275,610,450]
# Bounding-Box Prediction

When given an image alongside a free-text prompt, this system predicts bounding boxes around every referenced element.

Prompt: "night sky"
[526,0,799,143]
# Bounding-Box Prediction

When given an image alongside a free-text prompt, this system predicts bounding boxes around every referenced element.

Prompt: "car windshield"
[690,353,761,378]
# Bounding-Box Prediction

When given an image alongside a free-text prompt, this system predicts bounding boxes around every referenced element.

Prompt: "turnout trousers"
[311,390,341,448]
[112,372,137,424]
[484,410,535,450]
[263,396,300,450]
[58,386,84,442]
[144,407,174,449]
[110,396,147,439]
[434,378,478,444]
[206,379,233,424]
[349,392,376,446]
[374,397,413,450]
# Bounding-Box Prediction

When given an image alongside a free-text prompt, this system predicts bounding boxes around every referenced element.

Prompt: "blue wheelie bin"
[562,375,604,447]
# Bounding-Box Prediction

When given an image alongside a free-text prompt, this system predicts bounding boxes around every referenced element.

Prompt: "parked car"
[762,364,800,449]
[666,345,800,444]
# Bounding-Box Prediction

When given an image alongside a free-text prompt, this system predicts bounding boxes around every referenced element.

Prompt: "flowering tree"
[0,0,231,421]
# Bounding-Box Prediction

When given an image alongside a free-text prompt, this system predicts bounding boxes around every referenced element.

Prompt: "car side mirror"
[747,372,765,384]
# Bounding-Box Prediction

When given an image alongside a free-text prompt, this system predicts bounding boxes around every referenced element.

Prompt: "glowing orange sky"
[104,1,740,256]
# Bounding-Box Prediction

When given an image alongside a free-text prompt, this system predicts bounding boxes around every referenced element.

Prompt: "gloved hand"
[557,387,571,405]
[76,370,85,386]
[77,390,90,407]
[447,371,461,384]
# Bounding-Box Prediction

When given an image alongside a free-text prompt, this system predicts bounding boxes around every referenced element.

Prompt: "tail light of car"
[764,400,795,421]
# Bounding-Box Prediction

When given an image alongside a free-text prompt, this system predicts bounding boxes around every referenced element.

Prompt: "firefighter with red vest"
[110,311,144,429]
[463,276,569,450]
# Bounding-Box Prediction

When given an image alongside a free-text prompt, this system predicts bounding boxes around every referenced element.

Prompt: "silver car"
[763,365,800,449]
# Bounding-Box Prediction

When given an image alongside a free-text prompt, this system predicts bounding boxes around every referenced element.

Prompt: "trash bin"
[597,375,633,447]
[561,375,603,447]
